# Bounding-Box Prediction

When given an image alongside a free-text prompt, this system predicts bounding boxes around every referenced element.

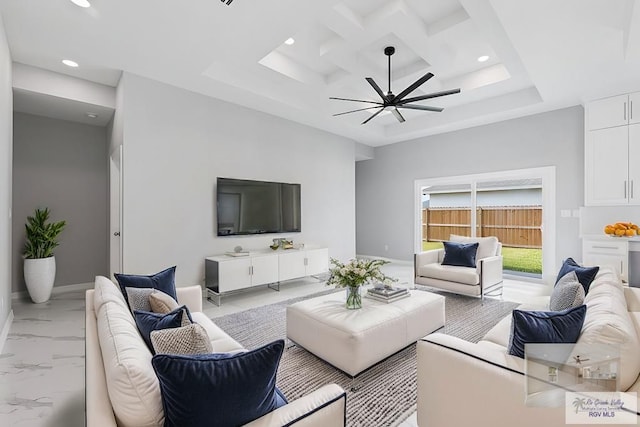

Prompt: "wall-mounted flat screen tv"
[216,177,301,236]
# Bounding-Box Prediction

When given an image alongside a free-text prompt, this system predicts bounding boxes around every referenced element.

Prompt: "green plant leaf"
[23,208,66,259]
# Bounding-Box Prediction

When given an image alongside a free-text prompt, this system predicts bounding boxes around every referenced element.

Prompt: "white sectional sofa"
[85,276,346,427]
[417,267,640,426]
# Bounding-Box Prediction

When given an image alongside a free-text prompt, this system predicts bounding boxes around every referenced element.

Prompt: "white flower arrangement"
[326,258,397,289]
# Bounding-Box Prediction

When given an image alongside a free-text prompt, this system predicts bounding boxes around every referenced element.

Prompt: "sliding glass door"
[415,167,555,282]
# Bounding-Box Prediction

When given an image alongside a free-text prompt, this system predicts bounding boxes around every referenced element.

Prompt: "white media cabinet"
[205,247,329,305]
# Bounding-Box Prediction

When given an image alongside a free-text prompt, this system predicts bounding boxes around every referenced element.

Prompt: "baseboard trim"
[12,282,94,301]
[0,310,14,353]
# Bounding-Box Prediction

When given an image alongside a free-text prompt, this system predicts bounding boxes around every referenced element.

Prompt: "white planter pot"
[24,256,56,303]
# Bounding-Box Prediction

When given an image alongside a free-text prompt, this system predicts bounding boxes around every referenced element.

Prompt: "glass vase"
[346,286,362,309]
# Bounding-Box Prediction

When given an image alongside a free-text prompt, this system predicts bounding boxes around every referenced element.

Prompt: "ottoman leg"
[350,376,363,392]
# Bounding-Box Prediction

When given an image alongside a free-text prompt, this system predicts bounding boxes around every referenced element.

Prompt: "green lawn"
[421,241,542,274]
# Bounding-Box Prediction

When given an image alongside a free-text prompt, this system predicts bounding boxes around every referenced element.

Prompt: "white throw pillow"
[449,234,499,260]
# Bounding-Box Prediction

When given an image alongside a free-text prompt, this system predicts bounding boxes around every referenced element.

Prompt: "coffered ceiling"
[1,0,639,146]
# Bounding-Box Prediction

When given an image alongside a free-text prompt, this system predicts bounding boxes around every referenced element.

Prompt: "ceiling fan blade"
[329,97,383,105]
[361,107,384,125]
[397,104,443,112]
[394,72,434,101]
[391,108,405,123]
[365,78,388,101]
[398,88,461,105]
[333,106,385,116]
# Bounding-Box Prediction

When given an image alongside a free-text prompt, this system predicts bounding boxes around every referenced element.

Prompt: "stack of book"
[366,286,410,303]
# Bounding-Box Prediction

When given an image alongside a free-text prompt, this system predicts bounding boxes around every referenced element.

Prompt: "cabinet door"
[278,251,306,281]
[587,94,628,130]
[630,92,640,125]
[250,255,279,286]
[629,124,640,205]
[218,258,252,292]
[305,248,329,276]
[585,126,629,205]
[582,239,628,281]
[583,253,626,281]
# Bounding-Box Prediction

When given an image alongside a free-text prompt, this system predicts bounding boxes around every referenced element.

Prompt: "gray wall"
[356,106,584,271]
[0,13,12,337]
[12,113,108,292]
[118,73,356,286]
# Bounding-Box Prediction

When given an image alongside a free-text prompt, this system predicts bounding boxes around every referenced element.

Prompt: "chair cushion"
[555,258,599,295]
[151,340,287,427]
[507,305,587,359]
[191,312,246,353]
[115,266,177,308]
[450,234,499,260]
[442,241,479,268]
[549,271,586,311]
[417,263,479,285]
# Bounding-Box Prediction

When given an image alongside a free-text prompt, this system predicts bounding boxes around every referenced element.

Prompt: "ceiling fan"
[573,355,591,365]
[330,46,461,125]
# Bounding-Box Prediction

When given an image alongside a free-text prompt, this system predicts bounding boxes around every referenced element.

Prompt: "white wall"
[0,13,12,343]
[108,74,124,157]
[12,62,115,109]
[356,106,584,269]
[119,73,356,286]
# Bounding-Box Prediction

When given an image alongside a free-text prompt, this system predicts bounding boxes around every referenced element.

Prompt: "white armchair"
[414,235,503,299]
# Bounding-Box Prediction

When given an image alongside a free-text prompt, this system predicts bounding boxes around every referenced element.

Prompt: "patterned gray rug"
[213,288,519,427]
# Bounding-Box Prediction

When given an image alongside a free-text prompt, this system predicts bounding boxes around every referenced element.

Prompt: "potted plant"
[326,258,396,309]
[23,208,66,303]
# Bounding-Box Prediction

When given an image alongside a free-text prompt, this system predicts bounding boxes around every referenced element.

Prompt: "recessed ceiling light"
[86,113,98,119]
[477,55,489,63]
[284,38,295,46]
[62,59,79,68]
[70,0,91,8]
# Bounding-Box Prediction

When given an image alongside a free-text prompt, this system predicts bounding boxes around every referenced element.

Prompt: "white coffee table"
[286,289,445,377]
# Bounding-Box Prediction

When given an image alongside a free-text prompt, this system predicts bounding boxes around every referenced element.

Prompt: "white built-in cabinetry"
[278,248,328,281]
[585,91,640,206]
[205,247,329,304]
[582,237,628,282]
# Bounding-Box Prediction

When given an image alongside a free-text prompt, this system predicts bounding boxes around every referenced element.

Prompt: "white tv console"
[205,247,329,305]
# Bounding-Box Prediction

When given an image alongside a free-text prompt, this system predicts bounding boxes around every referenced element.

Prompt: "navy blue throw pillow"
[442,241,479,268]
[508,305,587,359]
[555,258,599,295]
[114,266,177,307]
[152,340,287,427]
[134,306,192,352]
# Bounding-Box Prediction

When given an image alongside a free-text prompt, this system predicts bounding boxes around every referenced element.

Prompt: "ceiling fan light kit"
[331,46,461,124]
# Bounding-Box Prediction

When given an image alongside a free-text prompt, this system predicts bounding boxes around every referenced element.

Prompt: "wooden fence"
[423,206,542,248]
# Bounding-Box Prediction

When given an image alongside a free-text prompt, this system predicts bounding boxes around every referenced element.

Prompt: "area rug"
[213,289,519,427]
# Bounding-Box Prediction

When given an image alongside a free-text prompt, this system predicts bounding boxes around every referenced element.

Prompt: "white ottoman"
[286,289,445,376]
